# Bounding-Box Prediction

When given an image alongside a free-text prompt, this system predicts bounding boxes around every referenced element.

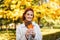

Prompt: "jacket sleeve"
[34,24,42,40]
[16,25,21,40]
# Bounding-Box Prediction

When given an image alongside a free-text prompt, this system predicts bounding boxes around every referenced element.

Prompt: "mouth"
[28,17,32,19]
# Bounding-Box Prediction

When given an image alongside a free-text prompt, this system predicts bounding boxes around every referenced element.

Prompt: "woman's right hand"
[25,29,31,39]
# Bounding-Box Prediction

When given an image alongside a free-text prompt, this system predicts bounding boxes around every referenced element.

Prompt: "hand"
[30,29,36,38]
[25,29,36,39]
[25,29,31,39]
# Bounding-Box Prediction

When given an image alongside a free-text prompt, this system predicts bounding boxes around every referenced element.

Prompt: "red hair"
[22,8,34,21]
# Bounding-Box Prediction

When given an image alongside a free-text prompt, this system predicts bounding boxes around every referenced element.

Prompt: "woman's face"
[25,11,34,21]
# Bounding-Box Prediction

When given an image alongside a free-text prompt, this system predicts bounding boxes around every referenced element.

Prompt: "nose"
[29,15,33,18]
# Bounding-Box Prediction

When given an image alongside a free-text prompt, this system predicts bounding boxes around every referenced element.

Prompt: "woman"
[16,8,42,40]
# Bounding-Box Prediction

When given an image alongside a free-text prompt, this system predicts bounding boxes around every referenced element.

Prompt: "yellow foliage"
[0,0,60,21]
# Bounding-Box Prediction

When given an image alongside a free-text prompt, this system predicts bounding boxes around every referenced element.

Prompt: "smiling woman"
[16,8,42,40]
[22,8,34,21]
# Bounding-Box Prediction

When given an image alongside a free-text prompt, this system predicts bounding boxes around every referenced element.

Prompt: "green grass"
[41,29,60,40]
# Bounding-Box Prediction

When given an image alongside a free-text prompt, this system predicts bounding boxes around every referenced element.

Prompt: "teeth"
[28,17,31,19]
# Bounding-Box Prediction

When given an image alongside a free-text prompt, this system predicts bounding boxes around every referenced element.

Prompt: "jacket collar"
[22,21,36,28]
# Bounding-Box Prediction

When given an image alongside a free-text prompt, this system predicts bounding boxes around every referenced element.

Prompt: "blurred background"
[0,0,60,40]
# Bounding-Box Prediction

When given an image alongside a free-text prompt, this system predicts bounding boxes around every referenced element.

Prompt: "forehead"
[26,10,33,14]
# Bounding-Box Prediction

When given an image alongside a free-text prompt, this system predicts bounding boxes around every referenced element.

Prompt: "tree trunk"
[38,17,40,25]
[0,24,2,30]
[0,26,2,30]
[6,25,8,32]
[15,23,16,30]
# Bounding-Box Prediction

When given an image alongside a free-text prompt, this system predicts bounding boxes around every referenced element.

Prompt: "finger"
[27,30,30,33]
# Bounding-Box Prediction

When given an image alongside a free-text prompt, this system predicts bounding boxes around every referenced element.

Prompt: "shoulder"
[16,23,24,30]
[32,21,40,29]
[32,21,39,27]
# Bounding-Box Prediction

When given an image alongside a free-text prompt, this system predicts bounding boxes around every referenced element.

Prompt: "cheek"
[31,16,34,18]
[24,14,28,19]
[30,15,34,19]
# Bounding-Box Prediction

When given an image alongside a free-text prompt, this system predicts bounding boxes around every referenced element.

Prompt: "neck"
[24,20,32,27]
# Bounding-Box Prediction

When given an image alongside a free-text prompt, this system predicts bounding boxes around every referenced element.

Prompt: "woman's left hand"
[29,29,36,38]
